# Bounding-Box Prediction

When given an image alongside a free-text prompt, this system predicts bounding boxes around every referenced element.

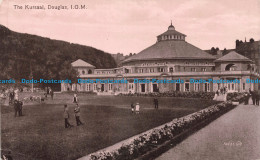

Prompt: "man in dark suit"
[18,101,23,116]
[13,100,23,117]
[14,100,19,117]
[154,98,159,109]
[256,90,260,106]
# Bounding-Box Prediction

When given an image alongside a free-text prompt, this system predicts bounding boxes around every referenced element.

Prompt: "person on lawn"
[135,102,140,114]
[64,104,73,128]
[73,93,78,103]
[154,98,159,109]
[74,103,83,126]
[50,89,54,100]
[131,102,135,113]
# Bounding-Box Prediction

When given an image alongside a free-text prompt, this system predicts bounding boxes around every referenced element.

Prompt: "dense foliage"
[0,25,117,89]
[118,91,215,100]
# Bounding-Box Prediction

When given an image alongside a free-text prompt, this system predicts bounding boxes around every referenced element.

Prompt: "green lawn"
[1,93,218,160]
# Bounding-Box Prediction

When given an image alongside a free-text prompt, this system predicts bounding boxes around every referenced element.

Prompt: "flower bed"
[86,94,246,160]
[227,92,248,103]
[117,91,215,100]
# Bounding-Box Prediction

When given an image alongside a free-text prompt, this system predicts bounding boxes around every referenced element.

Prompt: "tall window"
[185,83,190,92]
[108,84,113,91]
[201,68,206,72]
[194,83,200,91]
[205,83,210,92]
[93,84,97,91]
[191,68,196,72]
[86,84,90,91]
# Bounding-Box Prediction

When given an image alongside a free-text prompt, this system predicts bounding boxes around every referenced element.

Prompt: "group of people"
[44,87,54,100]
[9,89,19,105]
[8,89,24,117]
[64,103,84,128]
[131,102,140,114]
[14,100,23,117]
[245,88,260,106]
[216,86,228,96]
[130,98,159,114]
[63,94,83,128]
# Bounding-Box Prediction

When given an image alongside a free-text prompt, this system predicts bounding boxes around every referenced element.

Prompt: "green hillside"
[0,25,117,82]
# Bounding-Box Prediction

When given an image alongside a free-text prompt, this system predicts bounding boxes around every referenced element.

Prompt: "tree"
[250,38,255,43]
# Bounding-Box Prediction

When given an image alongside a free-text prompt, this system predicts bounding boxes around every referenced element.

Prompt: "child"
[135,102,140,114]
[74,103,83,126]
[64,104,73,128]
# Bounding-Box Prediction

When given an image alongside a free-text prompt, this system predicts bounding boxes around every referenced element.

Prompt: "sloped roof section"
[71,59,95,68]
[123,41,215,63]
[158,29,186,37]
[215,51,252,62]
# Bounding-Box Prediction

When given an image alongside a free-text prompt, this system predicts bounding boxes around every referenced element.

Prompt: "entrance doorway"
[152,84,159,92]
[101,84,105,92]
[128,83,135,93]
[141,84,146,93]
[176,83,180,91]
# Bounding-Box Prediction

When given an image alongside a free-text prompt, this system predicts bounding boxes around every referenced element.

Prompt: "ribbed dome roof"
[123,40,215,63]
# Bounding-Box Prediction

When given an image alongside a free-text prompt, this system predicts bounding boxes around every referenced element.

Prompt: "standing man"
[18,100,23,116]
[73,93,78,103]
[74,103,83,126]
[64,104,73,128]
[255,90,259,106]
[9,91,14,105]
[154,98,159,109]
[50,89,54,100]
[14,100,19,117]
[252,91,256,105]
[47,87,50,95]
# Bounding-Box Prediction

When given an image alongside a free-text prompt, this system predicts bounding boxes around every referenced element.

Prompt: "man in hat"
[154,98,159,109]
[74,103,83,126]
[64,104,73,128]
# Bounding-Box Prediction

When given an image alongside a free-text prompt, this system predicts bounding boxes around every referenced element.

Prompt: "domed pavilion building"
[61,23,260,94]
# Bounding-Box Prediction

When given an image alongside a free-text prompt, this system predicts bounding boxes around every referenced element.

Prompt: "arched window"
[169,67,174,72]
[247,64,251,70]
[82,70,85,75]
[225,64,236,71]
[88,70,92,74]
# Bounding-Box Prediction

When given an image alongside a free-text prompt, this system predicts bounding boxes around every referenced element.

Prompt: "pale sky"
[0,0,259,55]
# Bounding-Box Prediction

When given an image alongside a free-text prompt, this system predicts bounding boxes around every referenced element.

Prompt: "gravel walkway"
[156,104,260,160]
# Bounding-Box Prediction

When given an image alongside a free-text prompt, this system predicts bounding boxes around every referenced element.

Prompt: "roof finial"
[168,20,175,30]
[245,37,247,42]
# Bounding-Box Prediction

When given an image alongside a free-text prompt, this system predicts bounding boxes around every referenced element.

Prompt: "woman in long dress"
[135,102,140,114]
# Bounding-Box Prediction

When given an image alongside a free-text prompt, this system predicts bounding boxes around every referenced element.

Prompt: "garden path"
[156,103,260,160]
